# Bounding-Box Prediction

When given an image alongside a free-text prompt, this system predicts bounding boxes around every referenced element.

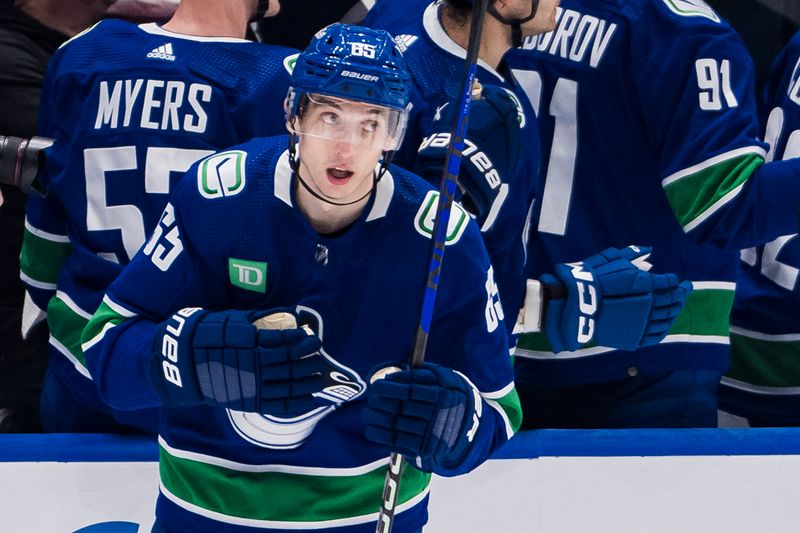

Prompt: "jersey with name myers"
[20,18,297,403]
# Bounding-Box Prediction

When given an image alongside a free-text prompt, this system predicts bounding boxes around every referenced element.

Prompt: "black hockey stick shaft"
[374,1,489,531]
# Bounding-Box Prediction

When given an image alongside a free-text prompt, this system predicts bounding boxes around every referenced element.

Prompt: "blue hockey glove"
[150,308,325,416]
[543,246,692,353]
[413,83,522,231]
[362,362,481,472]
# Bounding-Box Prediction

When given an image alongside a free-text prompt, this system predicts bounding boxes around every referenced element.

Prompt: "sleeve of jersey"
[80,180,220,410]
[18,57,71,324]
[19,176,70,323]
[426,223,522,477]
[636,18,800,249]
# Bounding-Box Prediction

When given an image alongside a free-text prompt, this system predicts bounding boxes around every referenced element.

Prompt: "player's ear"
[265,0,281,17]
[284,96,293,133]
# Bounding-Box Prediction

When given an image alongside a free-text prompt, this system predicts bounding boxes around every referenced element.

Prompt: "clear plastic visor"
[290,94,407,151]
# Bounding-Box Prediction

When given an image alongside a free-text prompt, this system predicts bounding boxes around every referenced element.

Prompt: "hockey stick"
[374,1,489,531]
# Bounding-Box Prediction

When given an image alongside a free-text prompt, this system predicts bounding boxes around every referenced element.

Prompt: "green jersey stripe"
[81,297,134,352]
[19,272,56,291]
[662,151,763,231]
[727,331,800,390]
[516,284,735,356]
[485,385,522,436]
[47,294,92,370]
[19,227,71,286]
[720,376,800,396]
[159,443,431,524]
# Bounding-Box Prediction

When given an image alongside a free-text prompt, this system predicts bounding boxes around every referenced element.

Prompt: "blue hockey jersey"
[724,31,800,419]
[81,136,521,532]
[361,0,427,30]
[506,0,800,388]
[367,1,541,342]
[19,19,297,413]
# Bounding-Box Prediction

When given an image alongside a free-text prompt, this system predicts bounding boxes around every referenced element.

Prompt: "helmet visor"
[290,94,408,151]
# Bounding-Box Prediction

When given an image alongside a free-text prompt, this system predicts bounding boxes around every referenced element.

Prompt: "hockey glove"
[413,84,522,231]
[150,308,325,416]
[362,362,481,472]
[543,246,692,353]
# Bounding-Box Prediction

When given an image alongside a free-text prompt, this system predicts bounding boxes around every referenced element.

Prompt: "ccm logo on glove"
[564,261,598,344]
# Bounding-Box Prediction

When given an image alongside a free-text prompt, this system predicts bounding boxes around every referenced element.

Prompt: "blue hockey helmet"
[289,23,409,112]
[286,23,411,152]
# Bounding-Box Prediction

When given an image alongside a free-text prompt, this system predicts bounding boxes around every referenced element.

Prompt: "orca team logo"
[227,306,366,449]
[501,87,527,128]
[414,190,470,245]
[662,0,720,22]
[197,150,247,199]
[283,53,299,74]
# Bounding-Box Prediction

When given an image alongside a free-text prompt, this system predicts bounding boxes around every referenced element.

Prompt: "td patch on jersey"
[228,258,267,293]
[197,150,247,199]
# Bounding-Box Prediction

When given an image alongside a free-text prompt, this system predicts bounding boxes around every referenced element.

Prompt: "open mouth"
[327,167,354,184]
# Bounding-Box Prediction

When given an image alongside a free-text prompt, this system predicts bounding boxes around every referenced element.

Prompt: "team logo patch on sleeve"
[197,150,247,199]
[228,258,267,293]
[414,190,470,245]
[662,0,720,22]
[283,53,299,74]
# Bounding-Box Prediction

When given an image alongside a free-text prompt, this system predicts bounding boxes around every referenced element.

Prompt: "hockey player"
[367,0,693,355]
[82,24,522,532]
[721,31,800,426]
[505,0,800,427]
[20,0,293,433]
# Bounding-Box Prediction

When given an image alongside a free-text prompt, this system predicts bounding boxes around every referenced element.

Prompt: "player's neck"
[17,0,107,37]
[162,0,251,39]
[440,8,512,70]
[295,183,369,235]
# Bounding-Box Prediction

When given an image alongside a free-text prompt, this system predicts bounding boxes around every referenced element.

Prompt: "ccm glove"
[414,83,522,231]
[543,246,692,353]
[150,308,324,416]
[362,362,481,472]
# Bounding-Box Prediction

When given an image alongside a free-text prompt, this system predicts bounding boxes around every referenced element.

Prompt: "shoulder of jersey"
[192,137,286,202]
[648,0,726,26]
[786,32,800,57]
[386,164,475,247]
[58,18,136,51]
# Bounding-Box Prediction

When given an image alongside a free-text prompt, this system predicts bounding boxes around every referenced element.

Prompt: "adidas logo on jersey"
[393,34,418,53]
[147,43,175,62]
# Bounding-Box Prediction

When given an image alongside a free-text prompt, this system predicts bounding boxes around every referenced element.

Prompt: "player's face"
[504,0,560,36]
[294,95,393,203]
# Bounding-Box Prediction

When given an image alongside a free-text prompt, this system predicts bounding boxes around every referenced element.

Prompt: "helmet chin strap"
[288,133,377,207]
[486,0,539,48]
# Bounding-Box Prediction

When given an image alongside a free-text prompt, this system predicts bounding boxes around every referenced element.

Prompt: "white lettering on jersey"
[95,80,122,129]
[696,58,738,111]
[522,8,617,69]
[94,79,212,133]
